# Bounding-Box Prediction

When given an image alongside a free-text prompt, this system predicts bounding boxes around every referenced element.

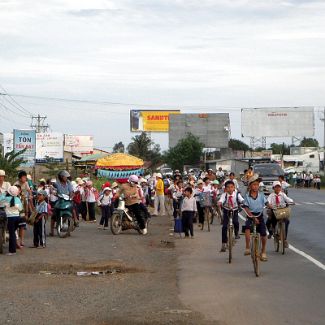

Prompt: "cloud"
[0,0,325,147]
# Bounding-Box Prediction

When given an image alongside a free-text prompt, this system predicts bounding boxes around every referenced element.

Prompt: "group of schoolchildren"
[169,168,295,262]
[0,170,49,255]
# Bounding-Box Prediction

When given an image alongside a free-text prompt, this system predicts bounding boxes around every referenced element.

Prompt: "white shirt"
[267,192,294,208]
[203,184,212,193]
[194,188,203,202]
[218,190,244,210]
[85,187,97,203]
[181,196,197,212]
[98,193,112,206]
[216,171,224,178]
[0,181,11,194]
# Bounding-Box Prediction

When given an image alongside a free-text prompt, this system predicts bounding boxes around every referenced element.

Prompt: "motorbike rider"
[50,170,74,236]
[118,175,147,235]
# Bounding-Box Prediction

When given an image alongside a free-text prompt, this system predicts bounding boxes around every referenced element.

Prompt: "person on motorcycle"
[118,175,147,234]
[50,171,74,236]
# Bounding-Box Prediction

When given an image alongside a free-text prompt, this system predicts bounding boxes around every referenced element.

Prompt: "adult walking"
[153,173,165,216]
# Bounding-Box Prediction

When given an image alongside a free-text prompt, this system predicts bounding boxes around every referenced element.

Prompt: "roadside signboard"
[130,110,180,132]
[64,135,94,155]
[2,133,14,155]
[241,107,314,137]
[13,129,36,167]
[36,132,64,163]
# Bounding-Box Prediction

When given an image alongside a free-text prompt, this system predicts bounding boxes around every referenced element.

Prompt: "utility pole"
[320,107,325,172]
[30,114,49,132]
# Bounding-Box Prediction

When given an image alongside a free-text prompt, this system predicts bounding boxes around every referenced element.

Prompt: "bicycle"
[272,205,292,255]
[227,208,235,264]
[203,206,211,231]
[250,216,260,277]
[242,209,261,277]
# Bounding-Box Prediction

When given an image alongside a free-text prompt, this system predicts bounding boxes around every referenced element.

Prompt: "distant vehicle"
[282,151,320,174]
[160,167,173,177]
[252,163,284,196]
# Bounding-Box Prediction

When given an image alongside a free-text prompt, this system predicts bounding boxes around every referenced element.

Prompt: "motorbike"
[0,208,7,254]
[54,194,75,238]
[110,195,149,235]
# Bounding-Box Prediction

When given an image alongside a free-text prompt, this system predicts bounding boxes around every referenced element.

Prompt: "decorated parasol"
[96,153,144,182]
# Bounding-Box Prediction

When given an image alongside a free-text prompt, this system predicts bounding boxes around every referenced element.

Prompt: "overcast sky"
[0,0,325,150]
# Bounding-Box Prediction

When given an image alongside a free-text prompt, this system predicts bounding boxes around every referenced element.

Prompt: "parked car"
[252,163,284,196]
[160,167,173,178]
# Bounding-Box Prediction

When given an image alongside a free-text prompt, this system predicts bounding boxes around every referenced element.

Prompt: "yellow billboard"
[130,110,180,132]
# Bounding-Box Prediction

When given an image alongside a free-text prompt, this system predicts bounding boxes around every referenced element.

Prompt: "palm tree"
[0,149,27,182]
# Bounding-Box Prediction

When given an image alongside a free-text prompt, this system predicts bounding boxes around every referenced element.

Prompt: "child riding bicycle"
[266,181,294,248]
[218,180,244,252]
[243,174,269,262]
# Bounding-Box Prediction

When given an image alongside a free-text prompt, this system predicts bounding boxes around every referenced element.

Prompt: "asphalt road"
[177,187,325,325]
[286,188,325,263]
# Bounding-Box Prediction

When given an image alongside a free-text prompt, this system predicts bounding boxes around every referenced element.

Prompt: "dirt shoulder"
[0,215,217,325]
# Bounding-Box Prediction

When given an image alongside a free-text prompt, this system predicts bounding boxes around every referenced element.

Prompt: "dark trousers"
[81,201,87,220]
[196,202,204,224]
[222,209,239,243]
[7,217,20,253]
[127,203,145,229]
[266,212,290,239]
[182,211,194,237]
[87,202,96,221]
[99,205,111,227]
[34,217,46,247]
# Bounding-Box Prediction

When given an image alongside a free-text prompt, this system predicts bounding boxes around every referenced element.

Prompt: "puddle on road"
[13,261,143,276]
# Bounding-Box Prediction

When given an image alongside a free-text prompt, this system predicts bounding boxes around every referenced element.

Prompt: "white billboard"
[241,107,314,137]
[64,135,94,155]
[36,132,64,163]
[2,133,14,155]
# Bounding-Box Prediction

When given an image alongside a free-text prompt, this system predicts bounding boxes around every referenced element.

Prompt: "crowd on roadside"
[0,164,316,261]
[290,171,321,189]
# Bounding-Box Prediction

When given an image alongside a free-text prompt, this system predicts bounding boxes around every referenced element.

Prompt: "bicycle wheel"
[205,208,210,232]
[228,225,233,264]
[280,221,286,255]
[273,226,279,252]
[251,236,260,277]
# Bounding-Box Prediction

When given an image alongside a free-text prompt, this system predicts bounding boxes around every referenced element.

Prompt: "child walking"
[181,187,197,238]
[32,190,48,248]
[2,186,22,255]
[97,187,112,229]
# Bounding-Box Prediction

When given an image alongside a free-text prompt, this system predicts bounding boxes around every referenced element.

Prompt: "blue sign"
[13,129,36,167]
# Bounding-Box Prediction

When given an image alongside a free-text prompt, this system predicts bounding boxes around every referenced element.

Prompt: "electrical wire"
[5,92,325,113]
[0,86,33,117]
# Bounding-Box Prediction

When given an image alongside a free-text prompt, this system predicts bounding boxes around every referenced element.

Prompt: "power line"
[5,92,325,112]
[0,85,33,116]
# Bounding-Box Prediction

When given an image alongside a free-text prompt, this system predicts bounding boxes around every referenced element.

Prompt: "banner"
[64,135,94,155]
[13,129,36,167]
[36,132,64,163]
[130,110,180,132]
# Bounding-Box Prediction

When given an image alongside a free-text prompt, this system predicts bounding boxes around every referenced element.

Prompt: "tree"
[299,137,319,147]
[269,143,290,155]
[127,132,152,158]
[228,138,250,152]
[127,132,162,168]
[163,133,204,171]
[0,149,27,182]
[112,141,125,153]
